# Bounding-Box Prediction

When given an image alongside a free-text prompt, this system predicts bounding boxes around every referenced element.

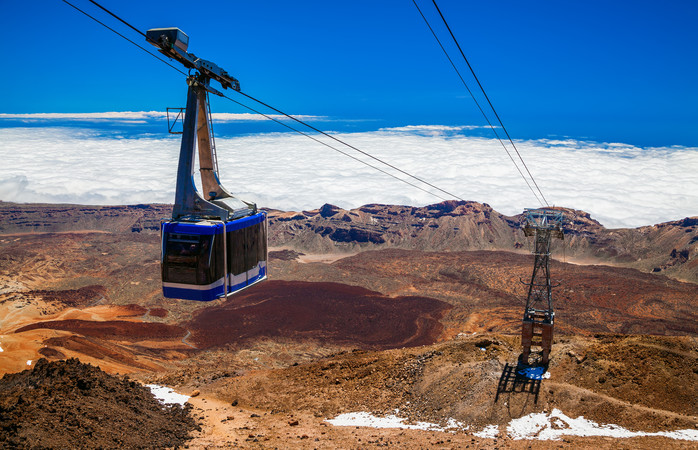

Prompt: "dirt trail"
[545,381,696,422]
[180,383,697,449]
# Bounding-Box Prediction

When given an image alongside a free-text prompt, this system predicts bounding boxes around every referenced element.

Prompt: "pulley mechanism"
[146,28,240,92]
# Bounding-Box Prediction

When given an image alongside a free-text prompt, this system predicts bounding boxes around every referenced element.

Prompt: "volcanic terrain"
[0,200,697,448]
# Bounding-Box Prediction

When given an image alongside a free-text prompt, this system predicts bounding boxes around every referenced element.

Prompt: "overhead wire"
[412,0,543,207]
[61,0,187,77]
[217,92,451,202]
[61,0,465,203]
[88,0,148,39]
[235,91,464,201]
[428,0,550,206]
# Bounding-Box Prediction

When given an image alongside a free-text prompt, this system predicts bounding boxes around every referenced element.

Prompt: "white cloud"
[0,111,324,123]
[0,126,696,228]
[380,125,493,132]
[0,111,165,121]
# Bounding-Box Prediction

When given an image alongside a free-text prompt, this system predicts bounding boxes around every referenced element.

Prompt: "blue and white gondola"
[161,212,267,301]
[146,26,269,301]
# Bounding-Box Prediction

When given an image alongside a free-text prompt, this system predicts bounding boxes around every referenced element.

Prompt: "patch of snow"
[474,424,499,439]
[146,384,190,406]
[26,360,31,366]
[507,408,698,441]
[445,417,467,430]
[327,409,698,442]
[0,344,3,352]
[327,412,466,432]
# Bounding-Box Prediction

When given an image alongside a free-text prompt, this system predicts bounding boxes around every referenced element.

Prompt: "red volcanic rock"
[42,335,163,371]
[28,285,107,308]
[1,201,695,282]
[148,308,168,318]
[187,280,451,350]
[16,320,186,341]
[37,347,65,359]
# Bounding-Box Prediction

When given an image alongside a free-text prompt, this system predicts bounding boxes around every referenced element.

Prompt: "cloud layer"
[0,125,696,228]
[0,111,323,123]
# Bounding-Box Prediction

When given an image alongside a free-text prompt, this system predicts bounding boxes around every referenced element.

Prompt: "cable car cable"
[87,0,148,39]
[62,0,464,203]
[61,0,187,77]
[412,0,543,206]
[236,90,465,202]
[63,0,452,202]
[216,92,452,202]
[429,0,550,206]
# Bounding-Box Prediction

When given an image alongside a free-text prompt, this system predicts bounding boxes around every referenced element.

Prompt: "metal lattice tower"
[521,209,564,365]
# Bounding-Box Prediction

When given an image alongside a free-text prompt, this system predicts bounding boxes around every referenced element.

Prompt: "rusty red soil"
[148,308,168,318]
[187,280,451,350]
[27,285,108,308]
[15,320,186,341]
[42,335,166,370]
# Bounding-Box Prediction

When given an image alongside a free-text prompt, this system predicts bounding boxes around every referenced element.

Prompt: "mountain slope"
[2,200,695,281]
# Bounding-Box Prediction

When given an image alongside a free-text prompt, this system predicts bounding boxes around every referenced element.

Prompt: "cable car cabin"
[161,212,267,301]
[150,29,264,301]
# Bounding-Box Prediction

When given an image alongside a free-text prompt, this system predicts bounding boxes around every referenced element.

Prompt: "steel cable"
[429,0,550,206]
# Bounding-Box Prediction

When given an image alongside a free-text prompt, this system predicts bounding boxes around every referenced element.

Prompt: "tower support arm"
[172,79,229,221]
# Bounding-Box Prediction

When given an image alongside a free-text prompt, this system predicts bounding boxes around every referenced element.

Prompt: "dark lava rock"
[680,217,698,227]
[0,358,199,449]
[319,203,340,218]
[186,280,450,350]
[329,227,386,244]
[269,249,306,261]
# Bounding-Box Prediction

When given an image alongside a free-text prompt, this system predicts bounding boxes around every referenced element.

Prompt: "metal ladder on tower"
[205,92,221,182]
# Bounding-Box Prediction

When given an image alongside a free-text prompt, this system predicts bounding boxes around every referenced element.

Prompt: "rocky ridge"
[1,200,695,282]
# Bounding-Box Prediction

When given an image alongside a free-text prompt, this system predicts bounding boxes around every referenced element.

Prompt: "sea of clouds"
[1,121,696,229]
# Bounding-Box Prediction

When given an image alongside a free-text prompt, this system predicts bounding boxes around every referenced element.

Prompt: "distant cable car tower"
[520,209,564,365]
[146,28,267,301]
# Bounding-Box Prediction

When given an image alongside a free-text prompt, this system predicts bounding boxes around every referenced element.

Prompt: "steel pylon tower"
[521,209,564,365]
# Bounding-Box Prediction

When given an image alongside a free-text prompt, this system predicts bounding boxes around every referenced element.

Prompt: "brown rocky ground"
[195,333,698,430]
[1,201,697,447]
[148,333,697,449]
[267,201,698,284]
[0,358,199,449]
[270,249,698,337]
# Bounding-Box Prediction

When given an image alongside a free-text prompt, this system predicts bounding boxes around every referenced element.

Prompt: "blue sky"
[1,1,697,226]
[2,0,697,147]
